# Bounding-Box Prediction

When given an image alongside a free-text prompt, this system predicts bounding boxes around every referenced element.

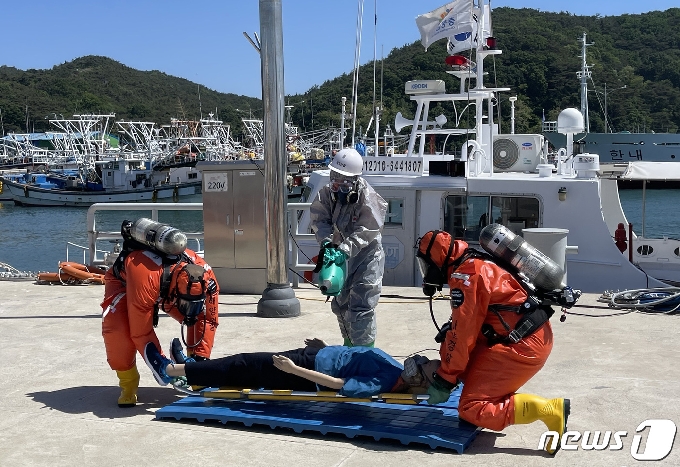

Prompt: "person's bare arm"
[166,363,185,377]
[272,355,344,390]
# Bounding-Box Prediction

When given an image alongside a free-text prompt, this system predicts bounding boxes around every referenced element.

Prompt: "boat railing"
[287,202,316,288]
[86,202,204,268]
[542,121,558,133]
[85,201,323,287]
[66,241,109,265]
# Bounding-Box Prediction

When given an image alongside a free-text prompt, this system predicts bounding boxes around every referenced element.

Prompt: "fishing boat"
[292,0,680,294]
[1,158,200,207]
[543,33,680,164]
[0,114,222,206]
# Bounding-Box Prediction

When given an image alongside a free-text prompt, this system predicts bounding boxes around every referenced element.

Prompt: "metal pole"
[604,83,608,134]
[641,179,646,239]
[340,96,346,149]
[257,0,300,318]
[628,222,633,263]
[374,106,380,157]
[509,96,517,134]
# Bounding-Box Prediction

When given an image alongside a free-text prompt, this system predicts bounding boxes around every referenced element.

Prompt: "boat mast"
[350,0,365,147]
[372,0,380,157]
[576,32,593,133]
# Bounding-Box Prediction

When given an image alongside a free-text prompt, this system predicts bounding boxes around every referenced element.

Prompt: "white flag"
[415,0,475,51]
[446,4,491,54]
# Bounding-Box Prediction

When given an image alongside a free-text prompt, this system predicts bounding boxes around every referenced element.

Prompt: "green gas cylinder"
[318,247,347,296]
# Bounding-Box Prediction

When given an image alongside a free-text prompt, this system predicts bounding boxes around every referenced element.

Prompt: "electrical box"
[197,161,266,293]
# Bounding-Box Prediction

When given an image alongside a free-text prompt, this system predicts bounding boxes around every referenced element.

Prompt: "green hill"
[287,7,680,136]
[0,55,261,136]
[1,7,679,139]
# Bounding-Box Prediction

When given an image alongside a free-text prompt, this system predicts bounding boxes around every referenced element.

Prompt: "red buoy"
[614,222,627,253]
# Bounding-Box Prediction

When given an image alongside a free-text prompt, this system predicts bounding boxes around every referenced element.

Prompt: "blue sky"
[2,0,676,98]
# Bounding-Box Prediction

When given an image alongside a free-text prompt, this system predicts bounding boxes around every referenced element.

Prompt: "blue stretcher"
[156,385,480,453]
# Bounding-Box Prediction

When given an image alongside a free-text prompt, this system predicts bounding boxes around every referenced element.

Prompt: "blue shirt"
[314,346,404,398]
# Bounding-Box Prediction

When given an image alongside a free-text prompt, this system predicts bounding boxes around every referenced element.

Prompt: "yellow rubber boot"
[513,394,570,455]
[116,366,140,408]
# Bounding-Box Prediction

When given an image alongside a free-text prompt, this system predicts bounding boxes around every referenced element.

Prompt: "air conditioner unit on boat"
[492,134,544,172]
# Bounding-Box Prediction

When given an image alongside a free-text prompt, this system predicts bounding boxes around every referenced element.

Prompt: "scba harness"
[172,262,218,326]
[111,236,195,327]
[418,230,580,347]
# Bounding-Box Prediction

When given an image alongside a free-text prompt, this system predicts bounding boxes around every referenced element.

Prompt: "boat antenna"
[577,32,594,133]
[380,43,384,108]
[372,0,377,156]
[198,85,202,120]
[350,0,365,147]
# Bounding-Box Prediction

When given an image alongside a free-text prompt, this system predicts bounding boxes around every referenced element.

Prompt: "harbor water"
[0,194,204,273]
[0,190,678,273]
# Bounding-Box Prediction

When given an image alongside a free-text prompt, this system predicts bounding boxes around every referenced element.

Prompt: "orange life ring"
[303,255,318,282]
[58,262,106,284]
[37,272,78,283]
[58,262,107,275]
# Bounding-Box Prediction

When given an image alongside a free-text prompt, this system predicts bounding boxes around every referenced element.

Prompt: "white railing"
[66,241,109,265]
[86,202,204,267]
[86,201,315,286]
[287,202,316,288]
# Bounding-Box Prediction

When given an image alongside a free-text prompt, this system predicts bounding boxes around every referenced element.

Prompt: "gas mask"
[398,355,439,394]
[416,230,456,297]
[329,170,359,205]
[174,264,213,326]
[401,355,430,387]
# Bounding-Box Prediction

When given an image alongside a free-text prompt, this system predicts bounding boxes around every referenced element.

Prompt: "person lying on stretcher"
[142,338,442,399]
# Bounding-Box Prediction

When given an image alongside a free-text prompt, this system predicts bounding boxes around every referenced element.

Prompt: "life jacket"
[111,237,194,327]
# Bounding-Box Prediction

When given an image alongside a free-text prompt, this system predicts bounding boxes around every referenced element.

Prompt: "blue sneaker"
[169,338,195,364]
[143,342,173,386]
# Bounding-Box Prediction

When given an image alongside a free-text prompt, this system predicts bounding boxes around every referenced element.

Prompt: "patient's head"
[392,355,441,394]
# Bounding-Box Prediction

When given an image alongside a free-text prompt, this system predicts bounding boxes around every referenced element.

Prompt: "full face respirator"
[329,171,359,205]
[415,230,456,297]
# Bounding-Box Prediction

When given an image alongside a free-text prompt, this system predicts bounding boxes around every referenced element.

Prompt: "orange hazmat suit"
[420,231,553,431]
[101,248,219,372]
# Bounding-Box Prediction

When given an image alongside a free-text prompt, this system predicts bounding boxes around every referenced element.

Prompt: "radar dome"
[557,108,585,134]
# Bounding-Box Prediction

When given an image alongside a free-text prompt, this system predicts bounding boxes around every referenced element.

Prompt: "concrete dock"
[1,280,678,466]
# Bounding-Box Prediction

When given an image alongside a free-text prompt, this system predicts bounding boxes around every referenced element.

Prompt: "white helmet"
[329,148,363,176]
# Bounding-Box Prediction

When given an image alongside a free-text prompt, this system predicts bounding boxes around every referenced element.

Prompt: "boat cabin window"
[444,195,540,241]
[384,199,403,227]
[101,162,120,170]
[490,197,539,235]
[444,195,489,243]
[301,182,315,204]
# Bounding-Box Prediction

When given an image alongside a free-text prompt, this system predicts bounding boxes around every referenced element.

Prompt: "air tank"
[122,218,187,256]
[479,223,565,291]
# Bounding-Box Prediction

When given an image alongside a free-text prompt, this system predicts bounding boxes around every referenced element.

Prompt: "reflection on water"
[0,195,204,272]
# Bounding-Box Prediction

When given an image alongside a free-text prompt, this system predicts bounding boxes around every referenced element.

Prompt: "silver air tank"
[479,223,565,291]
[124,218,187,255]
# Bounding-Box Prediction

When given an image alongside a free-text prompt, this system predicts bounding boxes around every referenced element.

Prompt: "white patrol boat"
[293,1,680,294]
